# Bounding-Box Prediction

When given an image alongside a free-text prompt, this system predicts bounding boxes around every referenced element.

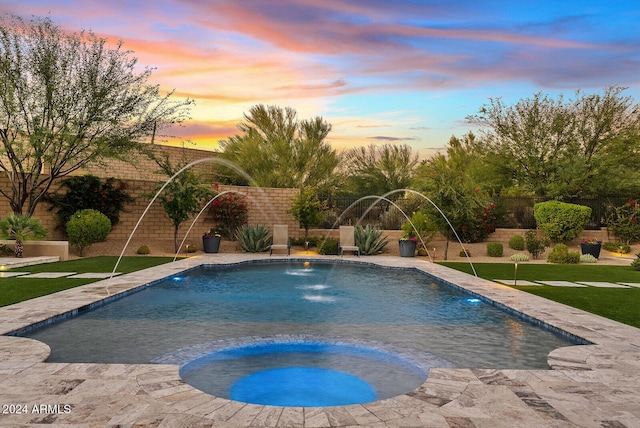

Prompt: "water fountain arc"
[173,189,249,262]
[334,195,433,262]
[107,157,283,294]
[379,189,477,277]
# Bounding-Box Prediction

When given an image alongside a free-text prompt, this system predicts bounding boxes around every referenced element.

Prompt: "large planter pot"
[203,236,221,253]
[398,240,417,257]
[580,242,601,259]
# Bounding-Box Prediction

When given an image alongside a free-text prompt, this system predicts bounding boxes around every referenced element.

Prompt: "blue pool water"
[19,261,580,404]
[177,340,437,406]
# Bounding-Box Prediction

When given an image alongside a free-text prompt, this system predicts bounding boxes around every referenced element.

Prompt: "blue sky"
[2,0,639,157]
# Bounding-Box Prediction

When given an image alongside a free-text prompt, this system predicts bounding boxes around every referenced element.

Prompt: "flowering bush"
[46,175,133,226]
[457,203,497,243]
[607,200,640,244]
[207,193,248,239]
[400,237,418,242]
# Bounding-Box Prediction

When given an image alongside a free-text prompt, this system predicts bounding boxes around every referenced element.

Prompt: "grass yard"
[440,262,640,328]
[0,256,179,307]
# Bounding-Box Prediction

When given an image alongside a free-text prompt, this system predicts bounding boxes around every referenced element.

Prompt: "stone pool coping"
[1,253,640,427]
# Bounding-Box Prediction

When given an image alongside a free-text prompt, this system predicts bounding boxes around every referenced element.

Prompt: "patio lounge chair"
[339,225,360,256]
[270,224,290,256]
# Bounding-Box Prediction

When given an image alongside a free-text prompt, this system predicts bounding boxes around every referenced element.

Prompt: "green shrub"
[631,254,640,271]
[510,253,529,262]
[290,236,320,247]
[459,249,471,257]
[533,201,591,243]
[136,245,151,255]
[508,235,525,250]
[547,243,580,264]
[66,209,111,256]
[185,245,197,253]
[0,244,13,255]
[525,229,548,259]
[354,224,388,255]
[579,254,598,263]
[237,224,271,253]
[486,242,503,257]
[317,237,339,255]
[602,241,631,254]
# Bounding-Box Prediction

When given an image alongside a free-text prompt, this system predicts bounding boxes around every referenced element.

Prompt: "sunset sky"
[2,1,639,158]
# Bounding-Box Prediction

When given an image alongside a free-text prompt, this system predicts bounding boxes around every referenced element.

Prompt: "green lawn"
[439,262,640,328]
[0,256,179,307]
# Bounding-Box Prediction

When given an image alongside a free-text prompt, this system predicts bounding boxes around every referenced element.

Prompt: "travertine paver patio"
[1,254,640,427]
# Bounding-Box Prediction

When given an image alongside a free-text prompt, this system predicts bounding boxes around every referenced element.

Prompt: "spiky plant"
[237,224,272,253]
[354,224,388,255]
[0,214,48,257]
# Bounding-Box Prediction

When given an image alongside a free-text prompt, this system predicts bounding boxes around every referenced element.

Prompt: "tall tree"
[217,105,341,193]
[413,139,493,260]
[0,15,191,215]
[343,143,419,197]
[468,86,640,198]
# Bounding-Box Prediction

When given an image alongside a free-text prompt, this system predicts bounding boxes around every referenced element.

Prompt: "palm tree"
[0,214,48,257]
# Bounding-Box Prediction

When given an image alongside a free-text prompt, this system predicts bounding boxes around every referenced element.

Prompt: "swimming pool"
[18,260,580,405]
[21,261,576,365]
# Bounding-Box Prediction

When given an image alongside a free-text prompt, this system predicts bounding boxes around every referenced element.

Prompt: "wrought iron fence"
[319,195,636,230]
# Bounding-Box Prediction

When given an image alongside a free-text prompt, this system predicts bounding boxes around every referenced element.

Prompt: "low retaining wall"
[0,240,69,261]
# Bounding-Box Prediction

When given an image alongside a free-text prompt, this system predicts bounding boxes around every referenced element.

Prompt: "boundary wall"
[0,145,612,255]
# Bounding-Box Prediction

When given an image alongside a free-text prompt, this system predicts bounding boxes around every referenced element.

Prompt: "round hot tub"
[166,336,454,407]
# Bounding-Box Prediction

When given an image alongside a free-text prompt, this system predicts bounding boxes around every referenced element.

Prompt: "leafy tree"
[153,155,213,252]
[0,214,47,257]
[468,86,640,198]
[218,105,341,193]
[342,143,419,198]
[289,187,326,242]
[413,147,492,260]
[0,15,191,216]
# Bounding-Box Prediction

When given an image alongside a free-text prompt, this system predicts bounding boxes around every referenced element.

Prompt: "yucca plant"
[354,224,388,255]
[0,214,48,257]
[237,224,272,253]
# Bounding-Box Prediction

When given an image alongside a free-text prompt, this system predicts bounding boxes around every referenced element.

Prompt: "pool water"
[21,261,578,370]
[178,341,437,406]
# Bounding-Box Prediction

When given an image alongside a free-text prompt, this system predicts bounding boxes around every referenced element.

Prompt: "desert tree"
[218,105,341,193]
[0,15,192,215]
[342,143,419,198]
[468,86,640,198]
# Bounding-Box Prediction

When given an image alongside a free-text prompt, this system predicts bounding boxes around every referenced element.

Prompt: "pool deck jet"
[1,254,640,427]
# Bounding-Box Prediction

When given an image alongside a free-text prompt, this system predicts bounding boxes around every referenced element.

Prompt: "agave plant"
[0,214,48,257]
[237,224,272,253]
[354,224,388,256]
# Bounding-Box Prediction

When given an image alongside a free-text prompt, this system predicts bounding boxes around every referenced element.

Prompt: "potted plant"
[398,237,417,257]
[580,237,602,259]
[203,229,221,253]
